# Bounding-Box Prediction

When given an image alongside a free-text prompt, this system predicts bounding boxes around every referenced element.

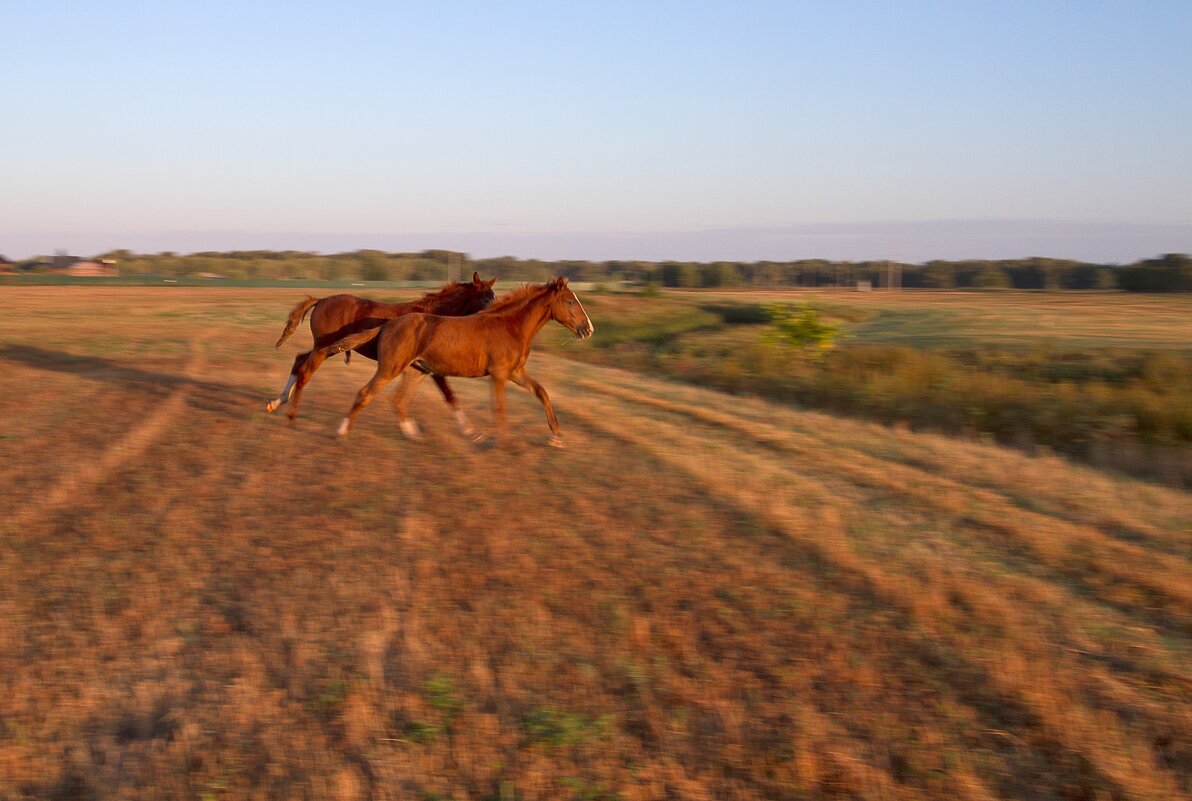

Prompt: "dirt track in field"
[8,332,213,531]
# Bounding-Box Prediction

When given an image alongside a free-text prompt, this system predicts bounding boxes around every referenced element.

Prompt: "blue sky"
[3,1,1191,261]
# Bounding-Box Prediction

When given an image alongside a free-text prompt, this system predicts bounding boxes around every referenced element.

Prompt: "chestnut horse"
[300,277,593,446]
[266,273,497,431]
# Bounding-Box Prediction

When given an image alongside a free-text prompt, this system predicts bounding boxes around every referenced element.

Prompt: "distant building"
[43,251,119,277]
[66,260,119,277]
[50,252,77,270]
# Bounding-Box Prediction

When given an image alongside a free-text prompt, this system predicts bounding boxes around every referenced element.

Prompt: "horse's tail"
[275,296,319,349]
[321,325,385,358]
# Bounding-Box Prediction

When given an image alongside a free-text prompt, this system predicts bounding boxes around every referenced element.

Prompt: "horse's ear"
[553,276,567,290]
[472,271,482,286]
[486,276,497,287]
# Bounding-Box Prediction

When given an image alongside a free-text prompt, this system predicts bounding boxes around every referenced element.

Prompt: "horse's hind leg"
[431,374,481,441]
[266,351,310,413]
[390,370,428,440]
[266,371,297,413]
[287,348,330,422]
[337,370,398,437]
[511,369,563,448]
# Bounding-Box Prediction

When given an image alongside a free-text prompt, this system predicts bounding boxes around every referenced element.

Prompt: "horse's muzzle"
[576,322,594,340]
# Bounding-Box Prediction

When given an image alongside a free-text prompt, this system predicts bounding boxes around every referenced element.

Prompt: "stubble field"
[1,287,1190,801]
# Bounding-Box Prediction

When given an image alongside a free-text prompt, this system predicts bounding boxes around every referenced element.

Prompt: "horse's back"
[386,313,492,377]
[379,313,432,350]
[311,295,407,354]
[310,294,361,334]
[315,294,401,322]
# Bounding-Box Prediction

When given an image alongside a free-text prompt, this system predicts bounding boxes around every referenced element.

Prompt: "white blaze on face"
[573,293,593,337]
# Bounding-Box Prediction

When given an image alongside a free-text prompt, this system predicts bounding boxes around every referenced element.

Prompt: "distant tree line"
[16,249,1192,292]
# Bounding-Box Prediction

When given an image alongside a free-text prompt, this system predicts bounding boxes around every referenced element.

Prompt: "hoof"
[265,399,279,413]
[548,435,565,449]
[470,431,488,444]
[336,419,351,438]
[399,420,422,441]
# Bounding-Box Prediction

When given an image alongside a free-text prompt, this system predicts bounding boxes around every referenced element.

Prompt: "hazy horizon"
[6,219,1192,265]
[4,2,1191,264]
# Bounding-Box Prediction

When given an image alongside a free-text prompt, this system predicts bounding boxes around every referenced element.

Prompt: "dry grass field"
[1,287,1191,801]
[676,288,1192,352]
[547,289,1192,486]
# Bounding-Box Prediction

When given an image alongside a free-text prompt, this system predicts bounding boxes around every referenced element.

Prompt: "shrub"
[764,304,842,355]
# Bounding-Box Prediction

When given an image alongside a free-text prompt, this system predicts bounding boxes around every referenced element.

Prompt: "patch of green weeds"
[560,777,623,801]
[523,707,615,748]
[312,679,348,717]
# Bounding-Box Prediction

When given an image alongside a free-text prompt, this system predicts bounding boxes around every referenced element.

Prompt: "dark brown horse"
[301,277,593,446]
[266,273,497,431]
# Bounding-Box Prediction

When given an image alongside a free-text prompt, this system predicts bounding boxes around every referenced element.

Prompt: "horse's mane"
[482,281,555,314]
[417,280,472,303]
[404,279,485,313]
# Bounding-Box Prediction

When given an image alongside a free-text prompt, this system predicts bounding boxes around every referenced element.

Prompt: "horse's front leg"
[430,374,481,442]
[490,374,508,445]
[390,370,428,440]
[511,369,563,448]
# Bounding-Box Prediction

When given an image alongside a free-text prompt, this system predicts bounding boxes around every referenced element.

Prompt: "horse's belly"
[418,355,486,378]
[416,329,490,377]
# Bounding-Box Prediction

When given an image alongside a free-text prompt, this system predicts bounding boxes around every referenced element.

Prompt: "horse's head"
[466,272,498,311]
[547,277,594,340]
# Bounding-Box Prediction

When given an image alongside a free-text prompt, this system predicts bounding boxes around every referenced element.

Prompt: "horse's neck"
[510,294,554,344]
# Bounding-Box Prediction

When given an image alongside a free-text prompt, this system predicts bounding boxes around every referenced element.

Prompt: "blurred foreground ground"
[1,287,1190,801]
